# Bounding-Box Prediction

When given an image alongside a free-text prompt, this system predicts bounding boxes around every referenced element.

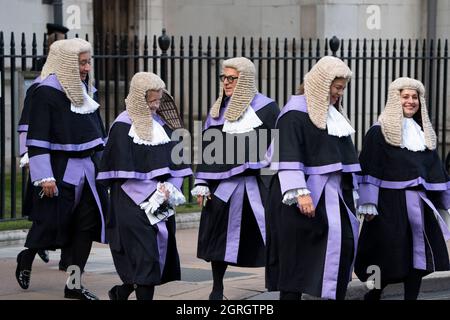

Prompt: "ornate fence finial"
[329,36,340,56]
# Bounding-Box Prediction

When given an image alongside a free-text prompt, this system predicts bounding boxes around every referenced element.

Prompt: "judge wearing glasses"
[191,57,279,300]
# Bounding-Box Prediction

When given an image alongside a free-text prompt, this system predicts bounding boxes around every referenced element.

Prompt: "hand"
[196,195,211,207]
[157,184,170,201]
[297,194,315,218]
[40,181,58,198]
[364,215,376,222]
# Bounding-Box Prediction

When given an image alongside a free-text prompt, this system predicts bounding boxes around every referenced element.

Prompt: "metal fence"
[1,29,449,221]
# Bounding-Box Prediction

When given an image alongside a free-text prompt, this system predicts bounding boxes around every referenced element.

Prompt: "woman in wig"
[355,77,450,300]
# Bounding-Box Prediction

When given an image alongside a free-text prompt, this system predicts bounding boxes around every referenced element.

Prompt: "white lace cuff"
[140,188,166,215]
[19,153,29,168]
[191,185,211,197]
[358,204,379,215]
[164,181,186,207]
[33,177,56,187]
[282,188,311,206]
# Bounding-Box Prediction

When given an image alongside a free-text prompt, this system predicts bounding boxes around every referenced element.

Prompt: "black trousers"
[63,182,102,274]
[20,182,101,278]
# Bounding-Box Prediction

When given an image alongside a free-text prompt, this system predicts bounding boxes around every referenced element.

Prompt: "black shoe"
[208,289,224,300]
[59,260,68,272]
[37,250,50,263]
[64,285,99,300]
[108,285,121,300]
[364,289,382,300]
[108,285,124,300]
[15,250,31,290]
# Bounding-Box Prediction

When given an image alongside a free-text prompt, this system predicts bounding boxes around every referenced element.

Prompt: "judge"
[15,38,107,300]
[97,72,192,300]
[355,77,450,300]
[266,56,360,300]
[191,57,279,300]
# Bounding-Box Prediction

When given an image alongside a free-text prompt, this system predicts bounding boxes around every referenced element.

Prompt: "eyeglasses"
[219,75,239,83]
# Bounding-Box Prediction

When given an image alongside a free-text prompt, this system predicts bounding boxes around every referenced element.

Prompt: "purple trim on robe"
[156,221,169,277]
[406,190,450,271]
[322,174,342,299]
[97,167,192,181]
[214,178,240,203]
[195,178,208,186]
[33,76,43,85]
[18,124,29,132]
[29,154,54,182]
[245,176,266,245]
[250,93,275,113]
[278,170,307,195]
[441,190,450,209]
[195,161,269,180]
[38,75,97,96]
[38,74,64,92]
[63,157,106,243]
[63,158,87,185]
[27,137,105,152]
[357,183,380,207]
[204,99,229,130]
[114,111,167,129]
[264,139,275,163]
[121,179,158,205]
[114,111,132,125]
[307,173,359,300]
[224,180,245,263]
[19,132,28,156]
[271,161,361,174]
[276,95,308,125]
[203,93,274,131]
[215,176,266,264]
[406,191,428,270]
[352,173,359,191]
[358,175,450,191]
[166,177,183,192]
[153,113,167,126]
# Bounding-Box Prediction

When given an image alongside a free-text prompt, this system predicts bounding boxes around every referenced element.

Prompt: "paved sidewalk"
[1,227,450,300]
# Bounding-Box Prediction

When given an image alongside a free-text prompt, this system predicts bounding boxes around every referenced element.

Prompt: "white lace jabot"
[401,118,426,152]
[70,84,100,114]
[128,117,171,146]
[326,105,355,137]
[222,106,263,134]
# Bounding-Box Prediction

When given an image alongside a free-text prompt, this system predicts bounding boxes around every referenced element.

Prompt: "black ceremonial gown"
[266,95,361,300]
[97,111,192,286]
[355,124,450,285]
[195,93,279,267]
